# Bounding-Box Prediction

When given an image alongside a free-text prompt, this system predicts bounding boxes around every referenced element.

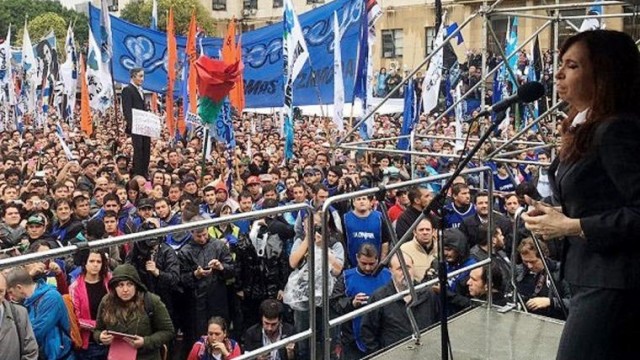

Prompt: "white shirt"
[571,108,589,128]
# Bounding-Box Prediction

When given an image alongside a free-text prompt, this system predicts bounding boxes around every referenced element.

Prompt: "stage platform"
[369,305,565,360]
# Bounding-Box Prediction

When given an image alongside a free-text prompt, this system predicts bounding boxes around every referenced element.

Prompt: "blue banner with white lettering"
[89,0,362,108]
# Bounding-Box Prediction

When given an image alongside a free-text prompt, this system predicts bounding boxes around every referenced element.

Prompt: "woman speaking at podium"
[522,30,640,359]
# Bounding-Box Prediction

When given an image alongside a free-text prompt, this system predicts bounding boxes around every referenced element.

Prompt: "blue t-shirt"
[444,203,476,229]
[344,211,384,266]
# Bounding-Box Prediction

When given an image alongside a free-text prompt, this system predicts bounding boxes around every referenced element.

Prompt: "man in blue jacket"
[5,267,74,360]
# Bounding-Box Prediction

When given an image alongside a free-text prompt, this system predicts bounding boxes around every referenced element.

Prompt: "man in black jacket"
[242,299,297,360]
[360,254,439,354]
[459,191,512,251]
[121,67,149,177]
[395,186,432,239]
[178,216,235,348]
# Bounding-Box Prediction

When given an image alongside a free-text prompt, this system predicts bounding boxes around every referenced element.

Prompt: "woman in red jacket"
[68,250,111,360]
[188,316,242,360]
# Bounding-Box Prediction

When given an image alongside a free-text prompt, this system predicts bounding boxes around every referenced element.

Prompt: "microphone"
[471,81,545,120]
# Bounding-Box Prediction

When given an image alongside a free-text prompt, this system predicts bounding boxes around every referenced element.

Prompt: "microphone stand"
[425,113,503,360]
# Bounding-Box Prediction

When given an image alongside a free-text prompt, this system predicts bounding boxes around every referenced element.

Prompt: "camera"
[314,225,322,234]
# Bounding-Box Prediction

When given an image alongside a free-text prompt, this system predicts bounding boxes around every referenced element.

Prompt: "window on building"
[382,29,403,58]
[212,0,226,11]
[425,27,436,57]
[307,0,325,4]
[487,17,508,55]
[107,0,118,12]
[273,0,283,8]
[244,0,258,9]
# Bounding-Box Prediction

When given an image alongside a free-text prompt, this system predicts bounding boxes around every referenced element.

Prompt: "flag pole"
[109,59,120,155]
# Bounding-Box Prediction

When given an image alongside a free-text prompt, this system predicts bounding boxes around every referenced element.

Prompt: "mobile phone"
[202,266,212,271]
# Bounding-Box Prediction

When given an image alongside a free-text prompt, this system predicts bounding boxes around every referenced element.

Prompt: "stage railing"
[320,167,495,359]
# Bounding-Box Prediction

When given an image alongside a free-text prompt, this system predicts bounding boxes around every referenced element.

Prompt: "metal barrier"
[0,203,318,360]
[321,167,495,359]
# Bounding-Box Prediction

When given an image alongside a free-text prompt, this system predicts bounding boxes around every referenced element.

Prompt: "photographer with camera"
[125,218,181,323]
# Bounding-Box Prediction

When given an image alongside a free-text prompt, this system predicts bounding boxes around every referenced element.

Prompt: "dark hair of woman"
[81,250,110,279]
[559,30,640,163]
[100,283,146,326]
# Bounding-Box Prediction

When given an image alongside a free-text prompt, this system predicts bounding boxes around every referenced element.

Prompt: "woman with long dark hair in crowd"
[187,316,242,360]
[93,264,174,360]
[69,250,111,360]
[522,30,640,359]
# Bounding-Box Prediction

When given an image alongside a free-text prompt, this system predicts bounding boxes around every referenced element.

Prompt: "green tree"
[0,0,89,46]
[16,12,67,54]
[120,0,215,36]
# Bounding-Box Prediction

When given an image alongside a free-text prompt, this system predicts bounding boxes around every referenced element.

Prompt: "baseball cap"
[259,174,273,183]
[27,215,46,226]
[303,167,315,176]
[81,159,98,168]
[137,198,155,209]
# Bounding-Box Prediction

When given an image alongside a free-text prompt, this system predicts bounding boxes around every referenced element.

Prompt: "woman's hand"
[128,335,145,349]
[521,196,582,240]
[99,331,113,345]
[211,341,229,357]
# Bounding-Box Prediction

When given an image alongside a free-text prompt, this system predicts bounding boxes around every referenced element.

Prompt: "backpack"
[61,294,83,350]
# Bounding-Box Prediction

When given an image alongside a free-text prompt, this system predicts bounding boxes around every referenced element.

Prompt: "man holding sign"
[122,68,150,177]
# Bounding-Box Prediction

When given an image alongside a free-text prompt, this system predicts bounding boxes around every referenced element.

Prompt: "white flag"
[100,0,113,63]
[332,12,344,132]
[0,27,13,104]
[422,14,446,115]
[59,24,78,123]
[284,0,309,80]
[21,21,38,114]
[86,28,113,113]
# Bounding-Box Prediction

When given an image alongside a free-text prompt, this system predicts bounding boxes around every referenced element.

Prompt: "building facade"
[196,0,627,73]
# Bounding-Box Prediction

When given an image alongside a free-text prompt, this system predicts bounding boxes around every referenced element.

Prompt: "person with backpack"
[68,250,112,360]
[4,267,75,360]
[0,272,39,360]
[93,264,175,360]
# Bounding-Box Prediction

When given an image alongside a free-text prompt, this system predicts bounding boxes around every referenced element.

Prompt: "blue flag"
[397,80,415,150]
[353,0,372,140]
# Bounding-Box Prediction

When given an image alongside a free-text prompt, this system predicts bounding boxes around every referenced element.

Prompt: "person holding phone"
[94,264,175,360]
[187,317,241,360]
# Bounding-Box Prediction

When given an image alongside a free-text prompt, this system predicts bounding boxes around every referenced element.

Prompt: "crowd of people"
[0,43,567,360]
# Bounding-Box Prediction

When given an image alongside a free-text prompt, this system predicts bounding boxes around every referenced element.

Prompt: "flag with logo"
[86,27,112,112]
[150,0,158,30]
[422,13,445,115]
[282,0,309,160]
[580,0,603,32]
[20,20,38,115]
[59,24,78,124]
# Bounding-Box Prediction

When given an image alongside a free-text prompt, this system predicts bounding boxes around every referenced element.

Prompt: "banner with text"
[89,0,362,108]
[132,109,162,138]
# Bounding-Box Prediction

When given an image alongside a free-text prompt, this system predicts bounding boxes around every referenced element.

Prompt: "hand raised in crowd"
[48,261,62,275]
[146,260,160,276]
[25,262,46,277]
[99,331,114,345]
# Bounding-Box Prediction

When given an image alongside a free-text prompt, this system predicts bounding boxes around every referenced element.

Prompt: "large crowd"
[0,48,568,360]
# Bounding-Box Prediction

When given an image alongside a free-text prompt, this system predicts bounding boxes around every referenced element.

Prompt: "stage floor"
[369,305,565,360]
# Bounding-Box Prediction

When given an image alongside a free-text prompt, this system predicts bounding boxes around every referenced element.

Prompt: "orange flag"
[79,55,92,137]
[150,93,158,113]
[222,18,245,114]
[166,7,177,137]
[233,37,245,114]
[182,9,198,134]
